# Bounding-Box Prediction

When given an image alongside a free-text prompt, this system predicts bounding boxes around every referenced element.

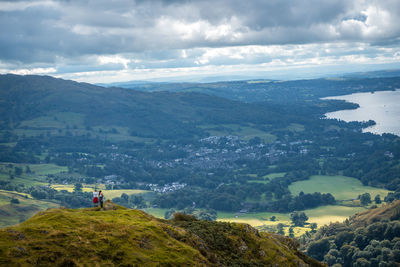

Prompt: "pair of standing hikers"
[92,190,104,208]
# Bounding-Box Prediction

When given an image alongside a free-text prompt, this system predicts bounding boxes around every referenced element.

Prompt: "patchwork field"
[217,175,390,236]
[0,163,68,187]
[50,184,150,199]
[217,205,367,237]
[289,175,390,200]
[145,204,367,237]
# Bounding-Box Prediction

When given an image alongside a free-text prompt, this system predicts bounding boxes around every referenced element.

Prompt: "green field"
[19,112,85,129]
[266,172,286,180]
[28,164,68,175]
[51,184,95,193]
[304,205,366,225]
[248,172,286,184]
[102,189,149,199]
[0,190,59,227]
[8,111,155,143]
[217,211,290,227]
[289,175,390,201]
[0,163,68,187]
[286,123,305,132]
[142,208,168,218]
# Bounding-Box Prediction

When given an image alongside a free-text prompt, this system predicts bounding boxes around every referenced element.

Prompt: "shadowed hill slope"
[0,74,293,139]
[0,202,322,266]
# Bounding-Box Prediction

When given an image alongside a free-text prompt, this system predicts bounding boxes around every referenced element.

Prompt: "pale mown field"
[50,184,149,199]
[289,175,390,200]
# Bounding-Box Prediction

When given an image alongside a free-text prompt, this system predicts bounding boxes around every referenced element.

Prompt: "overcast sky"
[1,0,400,83]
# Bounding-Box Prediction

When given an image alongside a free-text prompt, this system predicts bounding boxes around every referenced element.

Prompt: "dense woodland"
[302,201,400,266]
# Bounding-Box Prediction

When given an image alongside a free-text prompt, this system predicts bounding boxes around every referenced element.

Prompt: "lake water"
[323,90,400,136]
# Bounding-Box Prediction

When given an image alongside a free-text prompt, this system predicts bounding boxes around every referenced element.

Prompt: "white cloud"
[97,55,131,69]
[8,67,56,75]
[0,0,399,82]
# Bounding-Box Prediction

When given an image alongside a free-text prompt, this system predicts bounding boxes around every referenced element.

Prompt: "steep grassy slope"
[348,200,400,227]
[0,202,322,266]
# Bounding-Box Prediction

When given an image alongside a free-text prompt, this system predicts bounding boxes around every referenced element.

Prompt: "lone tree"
[310,223,318,233]
[10,198,20,204]
[277,223,285,235]
[375,194,382,204]
[25,166,32,174]
[74,183,83,193]
[14,166,23,176]
[290,211,309,226]
[288,227,294,238]
[359,193,372,206]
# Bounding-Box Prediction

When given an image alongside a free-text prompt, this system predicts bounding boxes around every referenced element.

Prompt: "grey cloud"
[0,0,399,67]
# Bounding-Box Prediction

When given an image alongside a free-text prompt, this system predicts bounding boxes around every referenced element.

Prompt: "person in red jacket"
[93,190,99,207]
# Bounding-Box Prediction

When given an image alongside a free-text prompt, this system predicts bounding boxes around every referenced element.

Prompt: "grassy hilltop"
[0,201,322,266]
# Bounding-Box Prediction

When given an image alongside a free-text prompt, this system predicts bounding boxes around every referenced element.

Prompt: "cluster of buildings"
[147,182,187,193]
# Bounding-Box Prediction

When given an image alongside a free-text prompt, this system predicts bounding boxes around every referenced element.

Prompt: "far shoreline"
[322,89,400,137]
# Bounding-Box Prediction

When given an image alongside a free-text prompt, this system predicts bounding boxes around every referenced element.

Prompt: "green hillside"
[0,202,322,266]
[0,74,290,140]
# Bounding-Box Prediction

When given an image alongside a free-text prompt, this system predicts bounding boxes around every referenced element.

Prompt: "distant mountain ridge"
[98,68,400,87]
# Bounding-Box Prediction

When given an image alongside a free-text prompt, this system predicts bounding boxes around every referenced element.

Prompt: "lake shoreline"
[322,89,400,136]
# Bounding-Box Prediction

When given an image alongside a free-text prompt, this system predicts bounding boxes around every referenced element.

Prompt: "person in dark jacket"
[99,190,104,208]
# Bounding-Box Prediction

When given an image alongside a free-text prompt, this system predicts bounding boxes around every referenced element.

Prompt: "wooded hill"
[302,201,400,266]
